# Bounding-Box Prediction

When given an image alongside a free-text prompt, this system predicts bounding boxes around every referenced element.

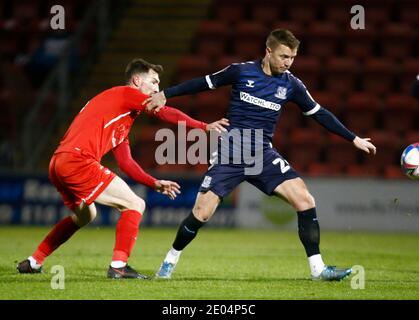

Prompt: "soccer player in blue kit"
[145,29,377,281]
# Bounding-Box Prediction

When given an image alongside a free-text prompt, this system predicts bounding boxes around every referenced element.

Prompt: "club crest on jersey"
[246,80,255,88]
[201,176,212,188]
[274,86,287,99]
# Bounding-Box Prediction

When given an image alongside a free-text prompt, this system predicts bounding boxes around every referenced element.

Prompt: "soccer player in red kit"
[16,58,229,279]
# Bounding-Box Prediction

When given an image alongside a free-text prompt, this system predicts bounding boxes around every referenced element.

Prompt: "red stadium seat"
[286,0,321,24]
[324,58,360,95]
[344,92,381,135]
[307,162,343,177]
[214,55,245,71]
[291,56,321,91]
[195,20,229,58]
[363,0,394,27]
[278,102,304,132]
[380,23,415,60]
[399,2,419,28]
[212,1,246,25]
[166,95,196,115]
[362,58,397,95]
[251,2,280,27]
[287,129,324,170]
[405,130,419,144]
[175,55,212,83]
[400,59,419,95]
[343,26,377,60]
[362,130,402,169]
[345,164,381,177]
[308,91,341,115]
[194,90,230,112]
[231,22,267,60]
[304,22,341,59]
[382,94,417,133]
[324,133,358,166]
[384,165,406,179]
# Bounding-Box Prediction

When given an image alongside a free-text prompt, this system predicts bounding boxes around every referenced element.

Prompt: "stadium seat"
[308,91,341,115]
[400,59,419,95]
[384,165,406,179]
[250,2,280,27]
[405,130,419,144]
[278,102,304,132]
[324,133,358,166]
[345,164,381,177]
[195,20,229,58]
[212,1,246,25]
[291,56,321,91]
[398,1,419,28]
[175,55,212,83]
[166,95,196,115]
[214,55,245,71]
[343,26,377,60]
[363,0,394,27]
[344,92,381,135]
[194,90,230,112]
[304,22,341,59]
[307,162,343,177]
[362,58,397,95]
[324,1,355,27]
[286,0,321,24]
[324,58,360,95]
[231,22,267,60]
[382,94,417,133]
[381,23,414,60]
[362,130,402,169]
[287,128,324,170]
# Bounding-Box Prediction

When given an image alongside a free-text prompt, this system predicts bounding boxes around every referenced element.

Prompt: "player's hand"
[154,180,181,200]
[206,118,229,133]
[353,136,377,155]
[143,91,167,113]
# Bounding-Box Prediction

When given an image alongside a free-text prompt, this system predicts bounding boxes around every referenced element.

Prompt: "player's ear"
[266,47,272,56]
[132,74,142,88]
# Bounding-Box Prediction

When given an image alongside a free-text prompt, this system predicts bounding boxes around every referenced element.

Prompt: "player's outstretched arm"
[154,180,181,200]
[352,136,377,155]
[148,106,229,132]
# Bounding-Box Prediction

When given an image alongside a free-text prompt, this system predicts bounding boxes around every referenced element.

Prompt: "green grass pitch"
[0,226,418,300]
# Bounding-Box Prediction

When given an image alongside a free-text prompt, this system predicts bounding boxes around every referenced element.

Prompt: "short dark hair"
[266,29,300,50]
[125,58,163,83]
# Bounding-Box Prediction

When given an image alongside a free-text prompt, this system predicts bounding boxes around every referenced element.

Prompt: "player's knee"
[130,196,146,213]
[294,191,316,211]
[192,204,212,222]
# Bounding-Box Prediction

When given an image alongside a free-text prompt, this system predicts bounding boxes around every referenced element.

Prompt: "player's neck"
[261,57,272,76]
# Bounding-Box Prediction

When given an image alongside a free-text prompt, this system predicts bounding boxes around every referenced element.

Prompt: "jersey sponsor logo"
[274,86,287,99]
[246,80,255,88]
[239,92,281,111]
[201,175,212,188]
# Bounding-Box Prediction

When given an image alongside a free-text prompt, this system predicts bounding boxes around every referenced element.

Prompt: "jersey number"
[272,158,290,173]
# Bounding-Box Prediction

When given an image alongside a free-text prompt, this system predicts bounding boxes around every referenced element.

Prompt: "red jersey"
[55,86,149,161]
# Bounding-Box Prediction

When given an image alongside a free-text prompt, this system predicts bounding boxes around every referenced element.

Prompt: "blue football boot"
[312,265,352,281]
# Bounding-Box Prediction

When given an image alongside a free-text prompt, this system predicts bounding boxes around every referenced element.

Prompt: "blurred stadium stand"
[1,0,418,179]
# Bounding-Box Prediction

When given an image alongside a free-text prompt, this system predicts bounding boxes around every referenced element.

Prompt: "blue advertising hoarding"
[0,174,237,227]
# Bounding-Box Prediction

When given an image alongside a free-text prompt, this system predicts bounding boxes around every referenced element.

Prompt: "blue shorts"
[199,148,300,198]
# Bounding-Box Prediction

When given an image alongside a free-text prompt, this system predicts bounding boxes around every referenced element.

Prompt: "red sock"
[32,216,80,264]
[112,210,142,263]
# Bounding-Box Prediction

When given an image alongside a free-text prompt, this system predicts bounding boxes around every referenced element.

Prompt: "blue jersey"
[205,60,319,149]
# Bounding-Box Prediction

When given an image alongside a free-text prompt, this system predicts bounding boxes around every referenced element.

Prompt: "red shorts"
[49,152,116,211]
